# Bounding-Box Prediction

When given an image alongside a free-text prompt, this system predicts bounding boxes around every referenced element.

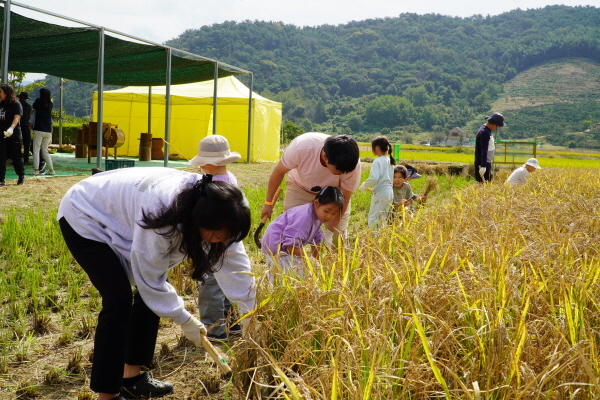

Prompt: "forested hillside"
[43,6,600,147]
[165,5,600,146]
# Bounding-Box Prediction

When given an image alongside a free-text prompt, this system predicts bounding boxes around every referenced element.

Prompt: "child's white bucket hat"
[190,135,241,166]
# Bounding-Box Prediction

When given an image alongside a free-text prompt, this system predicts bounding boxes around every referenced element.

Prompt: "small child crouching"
[261,186,343,280]
[392,165,420,216]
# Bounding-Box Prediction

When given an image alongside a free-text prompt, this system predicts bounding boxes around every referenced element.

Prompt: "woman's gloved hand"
[180,316,207,347]
[479,167,486,177]
[4,126,14,138]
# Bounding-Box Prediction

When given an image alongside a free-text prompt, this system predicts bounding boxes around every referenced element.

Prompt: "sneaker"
[39,166,46,174]
[0,180,5,186]
[121,372,173,399]
[229,324,243,337]
[32,171,40,176]
[17,176,25,185]
[44,170,56,176]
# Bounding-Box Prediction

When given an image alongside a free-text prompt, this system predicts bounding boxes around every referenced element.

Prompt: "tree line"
[33,5,600,147]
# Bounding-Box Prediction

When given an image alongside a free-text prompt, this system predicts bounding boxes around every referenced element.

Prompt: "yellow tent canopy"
[92,76,282,162]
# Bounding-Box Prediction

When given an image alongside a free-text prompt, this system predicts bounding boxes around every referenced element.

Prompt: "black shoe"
[17,176,25,185]
[39,166,46,174]
[121,372,174,399]
[23,161,30,166]
[229,324,242,337]
[0,180,5,186]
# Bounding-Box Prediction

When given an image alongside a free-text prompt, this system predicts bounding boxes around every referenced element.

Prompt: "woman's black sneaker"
[121,372,174,398]
[17,176,25,185]
[0,180,5,186]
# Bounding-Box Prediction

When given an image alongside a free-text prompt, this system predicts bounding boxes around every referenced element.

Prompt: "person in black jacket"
[474,113,506,183]
[0,84,25,186]
[17,92,32,165]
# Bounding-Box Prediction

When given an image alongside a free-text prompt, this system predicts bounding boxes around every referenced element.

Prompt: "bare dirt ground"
[0,163,275,220]
[0,163,276,400]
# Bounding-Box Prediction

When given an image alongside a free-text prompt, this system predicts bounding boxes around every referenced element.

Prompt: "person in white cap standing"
[190,135,255,342]
[505,158,541,187]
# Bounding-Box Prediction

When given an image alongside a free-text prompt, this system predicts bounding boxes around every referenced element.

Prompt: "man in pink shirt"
[261,133,361,244]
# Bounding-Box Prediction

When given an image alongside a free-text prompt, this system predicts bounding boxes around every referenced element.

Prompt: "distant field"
[358,142,600,169]
[492,57,600,112]
[397,151,600,169]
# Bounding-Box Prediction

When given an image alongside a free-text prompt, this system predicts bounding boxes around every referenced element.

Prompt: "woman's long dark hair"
[39,88,53,110]
[0,84,16,106]
[372,136,396,165]
[139,174,251,282]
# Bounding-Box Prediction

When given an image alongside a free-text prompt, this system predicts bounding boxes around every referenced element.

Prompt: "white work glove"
[478,167,486,177]
[3,126,14,138]
[359,181,368,191]
[180,315,207,347]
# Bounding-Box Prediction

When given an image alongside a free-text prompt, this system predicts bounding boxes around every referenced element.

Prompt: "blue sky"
[16,0,595,80]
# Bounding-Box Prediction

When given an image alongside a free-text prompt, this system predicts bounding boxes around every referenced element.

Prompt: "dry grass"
[2,163,599,399]
[237,169,600,399]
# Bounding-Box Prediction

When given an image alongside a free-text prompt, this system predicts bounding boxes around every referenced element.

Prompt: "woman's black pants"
[59,217,160,394]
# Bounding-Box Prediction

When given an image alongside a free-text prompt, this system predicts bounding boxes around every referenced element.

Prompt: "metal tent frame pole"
[246,73,253,163]
[1,0,12,84]
[163,48,171,167]
[59,77,63,145]
[212,62,218,135]
[96,27,104,169]
[148,86,152,135]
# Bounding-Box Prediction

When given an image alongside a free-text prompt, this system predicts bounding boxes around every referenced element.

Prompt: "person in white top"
[58,168,252,400]
[359,136,395,229]
[505,158,542,187]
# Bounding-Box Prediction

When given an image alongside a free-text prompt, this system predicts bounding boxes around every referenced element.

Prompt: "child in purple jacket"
[261,186,344,277]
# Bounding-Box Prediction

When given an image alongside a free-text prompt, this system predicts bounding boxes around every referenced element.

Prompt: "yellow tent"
[92,76,282,162]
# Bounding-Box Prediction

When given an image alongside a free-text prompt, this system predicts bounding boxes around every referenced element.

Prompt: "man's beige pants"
[283,180,351,246]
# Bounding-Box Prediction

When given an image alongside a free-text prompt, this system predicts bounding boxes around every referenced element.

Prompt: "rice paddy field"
[358,144,600,169]
[0,157,600,399]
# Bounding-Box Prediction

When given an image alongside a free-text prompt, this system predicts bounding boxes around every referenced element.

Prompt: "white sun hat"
[190,135,241,166]
[525,158,541,169]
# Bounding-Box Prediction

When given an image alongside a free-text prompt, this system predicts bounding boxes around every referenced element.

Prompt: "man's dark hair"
[323,135,359,173]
